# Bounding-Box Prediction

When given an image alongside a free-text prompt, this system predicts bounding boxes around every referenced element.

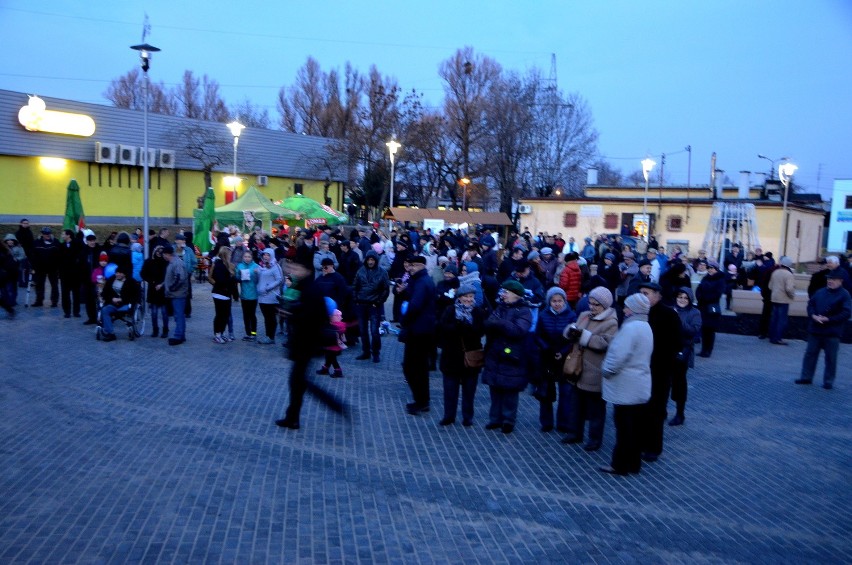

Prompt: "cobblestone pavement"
[1,293,850,564]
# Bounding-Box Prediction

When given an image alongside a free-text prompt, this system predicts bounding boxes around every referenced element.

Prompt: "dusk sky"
[2,0,850,199]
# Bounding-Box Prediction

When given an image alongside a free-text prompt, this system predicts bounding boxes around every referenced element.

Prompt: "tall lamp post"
[778,161,797,256]
[641,157,656,240]
[459,177,471,210]
[130,42,160,258]
[227,120,245,201]
[758,154,788,180]
[386,138,401,227]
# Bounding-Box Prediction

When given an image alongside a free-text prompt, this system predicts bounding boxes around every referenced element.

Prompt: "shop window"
[563,212,577,227]
[846,195,852,208]
[604,213,618,230]
[294,183,303,195]
[667,215,683,232]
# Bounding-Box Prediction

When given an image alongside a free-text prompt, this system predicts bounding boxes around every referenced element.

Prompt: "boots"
[331,368,343,378]
[668,402,685,426]
[316,365,330,375]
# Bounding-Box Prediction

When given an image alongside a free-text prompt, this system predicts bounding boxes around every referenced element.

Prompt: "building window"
[294,183,303,195]
[667,215,683,232]
[563,212,577,227]
[604,213,618,230]
[846,195,852,208]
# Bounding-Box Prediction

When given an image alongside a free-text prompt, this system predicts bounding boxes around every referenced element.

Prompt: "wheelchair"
[95,300,145,341]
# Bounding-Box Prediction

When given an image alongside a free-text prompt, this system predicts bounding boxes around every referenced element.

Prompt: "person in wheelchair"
[100,265,141,342]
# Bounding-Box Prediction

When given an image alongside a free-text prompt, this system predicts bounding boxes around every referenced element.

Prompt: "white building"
[826,179,852,253]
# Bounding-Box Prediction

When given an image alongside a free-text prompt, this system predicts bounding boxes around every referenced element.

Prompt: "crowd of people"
[2,219,850,475]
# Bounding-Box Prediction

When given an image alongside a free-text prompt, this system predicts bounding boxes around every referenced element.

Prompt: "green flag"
[62,179,85,231]
[193,187,216,253]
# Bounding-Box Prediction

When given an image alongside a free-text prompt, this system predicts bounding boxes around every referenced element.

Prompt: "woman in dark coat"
[535,287,577,433]
[670,287,702,425]
[438,284,487,426]
[481,279,533,434]
[140,245,169,337]
[695,261,725,357]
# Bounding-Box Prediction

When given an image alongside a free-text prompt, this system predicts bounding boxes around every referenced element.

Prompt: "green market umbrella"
[278,193,348,227]
[62,179,85,231]
[193,186,216,253]
[212,186,300,232]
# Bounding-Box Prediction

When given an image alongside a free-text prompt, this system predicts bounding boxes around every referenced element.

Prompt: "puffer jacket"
[673,287,702,368]
[353,250,390,305]
[559,261,583,302]
[769,267,796,304]
[481,298,533,391]
[601,314,653,405]
[572,307,619,393]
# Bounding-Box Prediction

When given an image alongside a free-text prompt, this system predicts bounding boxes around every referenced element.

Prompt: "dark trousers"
[488,386,520,426]
[83,283,98,322]
[259,303,278,339]
[34,269,59,305]
[403,340,432,408]
[700,325,717,354]
[284,356,310,424]
[60,273,80,316]
[357,303,382,355]
[324,351,341,369]
[670,362,688,411]
[641,378,670,457]
[184,283,193,316]
[800,334,840,386]
[240,298,258,336]
[611,404,643,474]
[570,387,606,445]
[213,298,231,334]
[150,303,168,333]
[442,373,478,423]
[769,303,789,342]
[758,296,772,337]
[539,381,574,432]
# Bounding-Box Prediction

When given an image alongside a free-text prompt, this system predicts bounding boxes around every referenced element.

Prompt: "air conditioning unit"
[257,175,269,187]
[95,142,117,164]
[139,148,156,167]
[159,149,176,169]
[119,145,137,165]
[518,204,533,214]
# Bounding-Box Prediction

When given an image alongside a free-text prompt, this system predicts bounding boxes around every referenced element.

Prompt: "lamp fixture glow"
[387,138,401,215]
[227,121,245,139]
[640,157,656,241]
[778,162,798,181]
[224,175,241,188]
[39,157,68,171]
[18,95,96,137]
[227,120,245,200]
[641,157,656,181]
[778,161,798,256]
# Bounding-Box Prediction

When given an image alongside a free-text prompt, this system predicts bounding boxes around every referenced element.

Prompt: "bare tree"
[166,123,231,193]
[591,160,624,186]
[230,98,270,129]
[104,68,173,114]
[173,71,228,122]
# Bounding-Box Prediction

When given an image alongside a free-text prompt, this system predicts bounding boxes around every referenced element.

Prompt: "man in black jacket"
[31,227,60,307]
[796,271,851,390]
[79,233,102,324]
[58,229,81,318]
[399,256,436,415]
[353,251,390,362]
[638,281,682,462]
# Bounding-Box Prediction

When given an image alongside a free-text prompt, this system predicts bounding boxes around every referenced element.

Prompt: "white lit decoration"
[18,95,96,137]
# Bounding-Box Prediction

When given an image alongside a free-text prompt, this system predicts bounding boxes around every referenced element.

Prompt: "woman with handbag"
[669,287,702,426]
[562,286,619,450]
[696,260,725,357]
[534,287,577,433]
[437,284,487,426]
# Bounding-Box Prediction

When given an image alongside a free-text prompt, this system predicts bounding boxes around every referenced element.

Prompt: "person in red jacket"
[559,252,583,308]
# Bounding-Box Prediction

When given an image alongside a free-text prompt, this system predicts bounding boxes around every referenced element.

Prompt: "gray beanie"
[527,250,540,261]
[545,286,567,305]
[588,286,613,308]
[457,283,476,297]
[624,293,651,315]
[779,256,793,268]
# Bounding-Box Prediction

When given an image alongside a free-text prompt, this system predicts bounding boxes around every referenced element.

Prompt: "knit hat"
[545,286,567,305]
[707,260,720,269]
[3,233,17,242]
[605,253,615,262]
[99,251,109,261]
[444,263,458,275]
[501,280,526,297]
[727,264,738,273]
[457,283,476,296]
[622,251,635,260]
[372,242,383,254]
[447,249,458,258]
[161,244,175,255]
[588,286,613,308]
[779,256,793,268]
[541,247,553,256]
[624,293,651,315]
[527,250,540,261]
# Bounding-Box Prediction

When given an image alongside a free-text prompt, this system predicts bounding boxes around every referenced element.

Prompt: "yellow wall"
[518,199,824,262]
[0,155,340,223]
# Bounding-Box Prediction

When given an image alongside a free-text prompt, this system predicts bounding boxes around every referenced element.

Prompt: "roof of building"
[0,89,345,181]
[387,207,512,226]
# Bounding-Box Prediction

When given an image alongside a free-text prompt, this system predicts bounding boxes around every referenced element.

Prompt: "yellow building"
[0,89,345,226]
[519,183,826,262]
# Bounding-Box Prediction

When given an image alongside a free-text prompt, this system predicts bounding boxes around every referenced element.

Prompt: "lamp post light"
[459,177,471,210]
[130,42,160,259]
[641,157,656,241]
[778,161,798,256]
[386,137,401,208]
[758,154,788,180]
[227,120,245,201]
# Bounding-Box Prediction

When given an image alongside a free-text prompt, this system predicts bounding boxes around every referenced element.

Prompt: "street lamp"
[641,157,656,240]
[227,120,245,201]
[386,138,401,209]
[758,154,788,180]
[458,177,471,210]
[130,42,160,259]
[778,161,798,256]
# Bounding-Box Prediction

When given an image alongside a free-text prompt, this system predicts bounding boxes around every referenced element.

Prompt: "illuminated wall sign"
[18,95,96,137]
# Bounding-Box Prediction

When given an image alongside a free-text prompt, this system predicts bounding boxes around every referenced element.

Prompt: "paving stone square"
[1,294,850,564]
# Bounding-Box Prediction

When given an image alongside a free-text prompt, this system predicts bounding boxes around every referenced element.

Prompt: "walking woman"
[141,245,169,338]
[256,249,284,344]
[565,286,619,451]
[235,250,259,341]
[599,293,653,475]
[670,287,702,425]
[695,260,725,357]
[437,284,487,427]
[209,246,236,344]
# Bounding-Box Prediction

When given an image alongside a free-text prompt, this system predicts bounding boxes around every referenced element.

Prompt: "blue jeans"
[488,386,520,426]
[769,303,789,342]
[356,303,382,355]
[800,334,839,385]
[170,297,186,340]
[102,303,130,335]
[150,303,168,332]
